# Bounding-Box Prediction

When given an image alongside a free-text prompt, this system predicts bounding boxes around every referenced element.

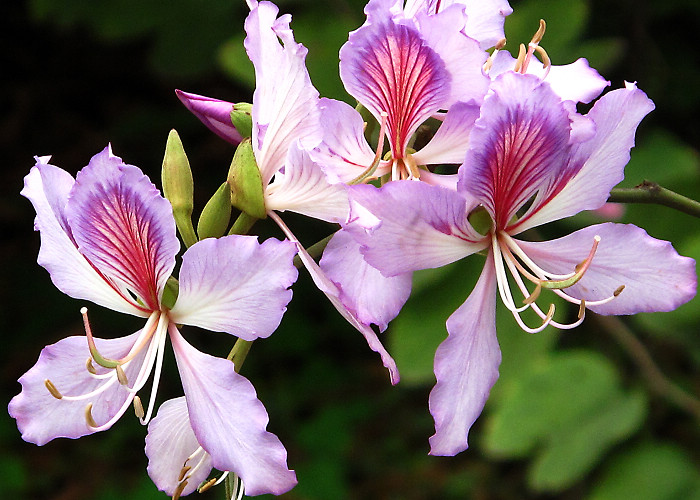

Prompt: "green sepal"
[161,130,198,248]
[161,276,179,310]
[230,102,253,139]
[197,182,232,240]
[228,138,267,219]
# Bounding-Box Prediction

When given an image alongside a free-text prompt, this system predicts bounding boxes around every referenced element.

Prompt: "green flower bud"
[228,138,266,219]
[197,182,232,240]
[230,102,253,140]
[161,130,198,247]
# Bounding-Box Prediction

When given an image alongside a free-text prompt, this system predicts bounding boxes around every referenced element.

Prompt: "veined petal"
[340,0,451,156]
[514,83,654,233]
[429,252,500,455]
[320,229,413,332]
[412,101,481,166]
[170,235,297,341]
[146,397,213,497]
[458,72,572,229]
[9,331,146,445]
[22,158,143,316]
[347,182,486,277]
[516,223,696,315]
[269,212,400,385]
[170,326,297,496]
[67,147,179,312]
[245,0,321,184]
[309,98,387,184]
[265,142,350,223]
[489,52,609,104]
[175,90,243,145]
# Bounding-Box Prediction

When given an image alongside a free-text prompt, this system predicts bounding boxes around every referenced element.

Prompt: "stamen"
[178,466,192,483]
[350,111,389,185]
[133,395,145,419]
[82,307,120,369]
[116,365,129,386]
[614,285,625,296]
[523,282,541,305]
[85,403,98,428]
[403,155,421,180]
[538,236,601,290]
[172,480,188,500]
[534,45,551,78]
[483,38,507,73]
[514,43,527,73]
[530,19,547,45]
[578,299,586,319]
[198,478,217,493]
[85,358,97,375]
[45,379,63,399]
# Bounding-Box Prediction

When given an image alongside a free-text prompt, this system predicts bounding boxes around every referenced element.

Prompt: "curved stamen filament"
[350,111,389,185]
[138,315,170,425]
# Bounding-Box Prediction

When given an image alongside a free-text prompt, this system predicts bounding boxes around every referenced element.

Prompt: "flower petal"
[516,223,696,315]
[170,235,297,340]
[340,0,451,156]
[429,252,500,455]
[320,229,413,332]
[146,397,213,497]
[269,212,400,385]
[458,72,573,229]
[9,331,146,445]
[347,182,486,277]
[169,326,297,496]
[265,142,350,223]
[245,0,321,184]
[175,90,243,145]
[515,83,654,232]
[67,146,179,312]
[412,101,481,166]
[21,157,144,316]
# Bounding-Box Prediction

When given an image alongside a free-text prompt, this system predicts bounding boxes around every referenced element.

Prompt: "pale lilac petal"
[9,331,145,445]
[170,235,297,341]
[429,252,500,455]
[68,147,179,312]
[515,83,655,232]
[488,51,609,103]
[458,72,573,229]
[412,101,481,166]
[21,158,142,317]
[269,212,400,384]
[146,397,213,497]
[517,223,696,315]
[170,326,297,496]
[245,1,321,184]
[413,5,489,105]
[265,142,350,223]
[320,229,412,332]
[347,182,486,277]
[340,0,451,156]
[175,90,243,145]
[309,98,387,184]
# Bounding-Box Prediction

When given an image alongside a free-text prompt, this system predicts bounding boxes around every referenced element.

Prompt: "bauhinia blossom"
[8,147,299,496]
[346,71,697,456]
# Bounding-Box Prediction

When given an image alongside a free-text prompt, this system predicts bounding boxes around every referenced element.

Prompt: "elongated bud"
[228,139,266,219]
[230,102,253,140]
[176,90,244,145]
[197,182,233,239]
[162,130,198,248]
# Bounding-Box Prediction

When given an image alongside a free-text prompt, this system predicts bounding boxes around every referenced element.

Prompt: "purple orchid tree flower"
[345,72,697,456]
[8,147,299,496]
[175,90,245,145]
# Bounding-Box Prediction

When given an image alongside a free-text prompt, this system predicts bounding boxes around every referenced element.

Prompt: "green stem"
[228,211,258,235]
[227,338,254,373]
[608,181,700,218]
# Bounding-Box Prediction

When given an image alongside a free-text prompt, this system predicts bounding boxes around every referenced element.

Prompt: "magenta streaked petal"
[489,52,609,104]
[429,252,500,455]
[412,101,481,166]
[9,331,146,445]
[516,223,697,315]
[348,182,486,277]
[21,158,143,316]
[309,98,387,184]
[413,5,489,105]
[320,229,412,332]
[514,83,655,233]
[458,72,572,229]
[265,142,350,223]
[175,90,242,145]
[146,397,213,497]
[170,235,297,341]
[67,147,179,312]
[340,0,451,156]
[245,1,321,184]
[169,326,297,496]
[269,212,400,385]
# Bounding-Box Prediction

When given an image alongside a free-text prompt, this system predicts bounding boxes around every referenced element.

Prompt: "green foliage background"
[2,0,699,499]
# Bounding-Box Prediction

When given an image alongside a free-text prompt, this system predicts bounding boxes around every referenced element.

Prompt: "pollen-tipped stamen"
[172,479,188,500]
[350,111,389,185]
[45,379,63,399]
[133,395,145,419]
[85,403,98,428]
[82,307,120,369]
[197,478,218,493]
[116,365,129,386]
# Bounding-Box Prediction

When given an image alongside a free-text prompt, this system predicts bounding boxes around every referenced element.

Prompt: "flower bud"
[197,182,232,239]
[161,129,198,247]
[228,138,266,219]
[176,90,248,145]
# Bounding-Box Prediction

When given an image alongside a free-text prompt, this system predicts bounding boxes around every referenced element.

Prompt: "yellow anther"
[614,285,625,297]
[523,282,542,305]
[85,358,97,375]
[133,396,145,419]
[178,466,191,482]
[198,478,218,493]
[116,365,129,386]
[514,43,527,73]
[172,479,188,500]
[578,299,586,319]
[531,19,547,45]
[44,379,63,399]
[534,45,551,71]
[85,403,98,428]
[494,38,507,50]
